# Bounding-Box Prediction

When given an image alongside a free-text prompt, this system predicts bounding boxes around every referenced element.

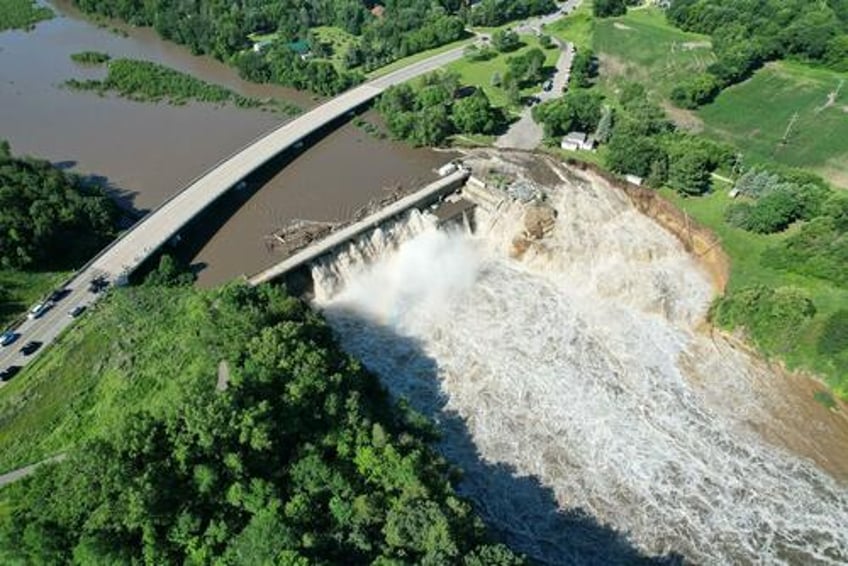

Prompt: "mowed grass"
[698,62,848,189]
[592,8,715,101]
[447,35,561,110]
[367,35,474,78]
[660,187,848,389]
[0,286,215,474]
[0,269,68,329]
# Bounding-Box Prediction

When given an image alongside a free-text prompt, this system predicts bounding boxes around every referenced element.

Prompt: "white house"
[624,174,643,186]
[560,131,595,151]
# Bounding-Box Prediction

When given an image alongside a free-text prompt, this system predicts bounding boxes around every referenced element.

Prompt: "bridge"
[0,45,467,374]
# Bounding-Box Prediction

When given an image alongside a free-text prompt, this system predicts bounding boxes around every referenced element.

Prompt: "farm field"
[698,62,848,189]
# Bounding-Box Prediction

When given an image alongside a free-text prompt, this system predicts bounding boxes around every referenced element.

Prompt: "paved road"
[0,454,66,488]
[495,38,575,150]
[0,45,469,378]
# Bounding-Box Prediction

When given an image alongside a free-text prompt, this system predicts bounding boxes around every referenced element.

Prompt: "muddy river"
[0,1,448,284]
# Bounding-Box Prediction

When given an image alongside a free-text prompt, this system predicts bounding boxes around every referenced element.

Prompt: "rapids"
[312,157,848,564]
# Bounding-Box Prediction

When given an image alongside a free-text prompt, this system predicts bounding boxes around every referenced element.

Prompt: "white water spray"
[313,163,848,565]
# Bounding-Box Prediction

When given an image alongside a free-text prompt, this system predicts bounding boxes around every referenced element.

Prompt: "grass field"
[660,188,848,391]
[446,35,561,110]
[0,0,52,32]
[0,286,207,474]
[698,62,848,189]
[546,0,594,51]
[0,269,68,329]
[591,8,715,102]
[367,35,474,78]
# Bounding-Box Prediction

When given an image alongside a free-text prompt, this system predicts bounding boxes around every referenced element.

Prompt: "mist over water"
[313,161,848,564]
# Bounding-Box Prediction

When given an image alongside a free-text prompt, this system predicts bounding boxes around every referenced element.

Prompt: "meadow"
[0,0,52,32]
[698,62,848,189]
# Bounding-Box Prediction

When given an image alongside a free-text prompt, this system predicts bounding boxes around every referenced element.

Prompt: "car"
[542,79,553,92]
[0,331,18,347]
[49,288,71,303]
[69,305,86,318]
[27,302,52,320]
[19,341,42,356]
[88,276,110,293]
[0,366,21,382]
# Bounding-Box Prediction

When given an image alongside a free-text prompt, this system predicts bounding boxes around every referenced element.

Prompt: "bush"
[670,73,721,109]
[711,285,817,354]
[70,51,111,64]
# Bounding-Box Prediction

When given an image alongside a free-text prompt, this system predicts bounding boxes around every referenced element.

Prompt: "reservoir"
[0,0,448,284]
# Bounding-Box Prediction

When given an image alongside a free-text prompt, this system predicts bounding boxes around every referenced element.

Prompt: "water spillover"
[312,155,848,564]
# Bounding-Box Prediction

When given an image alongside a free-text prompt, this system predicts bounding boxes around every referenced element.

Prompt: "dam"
[301,151,848,565]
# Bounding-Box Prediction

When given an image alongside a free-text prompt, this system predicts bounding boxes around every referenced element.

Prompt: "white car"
[28,302,52,320]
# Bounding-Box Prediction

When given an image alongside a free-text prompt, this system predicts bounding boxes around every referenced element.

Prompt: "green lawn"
[0,269,68,329]
[546,0,594,51]
[591,7,715,101]
[698,62,848,189]
[446,35,561,110]
[0,0,52,32]
[311,25,358,69]
[660,187,848,391]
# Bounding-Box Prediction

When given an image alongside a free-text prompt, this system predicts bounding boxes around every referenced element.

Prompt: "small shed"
[625,174,643,186]
[560,131,595,151]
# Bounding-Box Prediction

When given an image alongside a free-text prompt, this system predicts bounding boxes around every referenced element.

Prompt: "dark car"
[49,288,71,303]
[69,305,86,318]
[20,341,42,356]
[88,276,109,293]
[0,366,21,382]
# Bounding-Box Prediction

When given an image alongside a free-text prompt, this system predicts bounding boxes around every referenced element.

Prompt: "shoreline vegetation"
[65,56,301,115]
[0,0,52,32]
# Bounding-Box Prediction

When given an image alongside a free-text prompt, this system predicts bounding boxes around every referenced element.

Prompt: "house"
[728,187,740,198]
[287,39,312,60]
[560,131,595,151]
[625,174,643,186]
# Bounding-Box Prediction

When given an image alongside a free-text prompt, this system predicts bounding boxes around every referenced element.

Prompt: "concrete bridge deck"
[0,46,467,374]
[249,168,471,285]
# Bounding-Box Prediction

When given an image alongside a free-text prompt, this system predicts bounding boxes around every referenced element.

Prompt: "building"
[252,38,273,53]
[624,174,643,186]
[560,131,595,151]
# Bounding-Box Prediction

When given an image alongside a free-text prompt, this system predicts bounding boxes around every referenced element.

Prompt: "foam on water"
[312,165,848,564]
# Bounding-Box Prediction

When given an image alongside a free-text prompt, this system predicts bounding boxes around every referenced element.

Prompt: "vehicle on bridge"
[69,305,86,318]
[27,302,52,320]
[1,332,18,347]
[20,341,42,356]
[0,365,21,382]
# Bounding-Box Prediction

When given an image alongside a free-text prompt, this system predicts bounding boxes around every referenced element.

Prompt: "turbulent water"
[312,159,848,565]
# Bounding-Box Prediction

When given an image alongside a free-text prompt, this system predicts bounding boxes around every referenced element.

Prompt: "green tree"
[452,90,503,135]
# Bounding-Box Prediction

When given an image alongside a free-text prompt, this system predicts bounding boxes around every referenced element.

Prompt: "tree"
[593,0,627,18]
[667,152,712,195]
[453,90,503,135]
[492,29,521,52]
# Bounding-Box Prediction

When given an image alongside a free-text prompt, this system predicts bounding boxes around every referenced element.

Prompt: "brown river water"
[0,1,448,284]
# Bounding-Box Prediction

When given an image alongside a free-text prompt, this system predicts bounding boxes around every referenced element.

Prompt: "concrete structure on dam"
[0,45,467,373]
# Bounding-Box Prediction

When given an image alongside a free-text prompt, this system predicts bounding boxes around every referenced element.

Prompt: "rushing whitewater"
[312,156,848,564]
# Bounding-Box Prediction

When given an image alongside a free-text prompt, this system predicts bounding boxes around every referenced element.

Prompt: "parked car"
[542,79,553,92]
[27,302,52,320]
[69,305,86,318]
[0,366,21,382]
[0,331,18,347]
[20,341,42,356]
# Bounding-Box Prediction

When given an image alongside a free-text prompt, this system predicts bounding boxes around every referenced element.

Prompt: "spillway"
[311,155,848,564]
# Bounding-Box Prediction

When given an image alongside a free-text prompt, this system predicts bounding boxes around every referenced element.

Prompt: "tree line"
[666,0,848,108]
[72,0,558,96]
[0,141,118,270]
[0,284,524,565]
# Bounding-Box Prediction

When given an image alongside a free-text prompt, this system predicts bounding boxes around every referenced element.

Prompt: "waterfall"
[311,161,848,565]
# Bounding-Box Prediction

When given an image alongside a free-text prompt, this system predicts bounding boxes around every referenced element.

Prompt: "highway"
[0,44,467,378]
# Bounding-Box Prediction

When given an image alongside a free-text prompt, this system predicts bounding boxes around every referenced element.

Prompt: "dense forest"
[72,0,558,95]
[0,284,523,564]
[666,0,848,107]
[0,141,118,270]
